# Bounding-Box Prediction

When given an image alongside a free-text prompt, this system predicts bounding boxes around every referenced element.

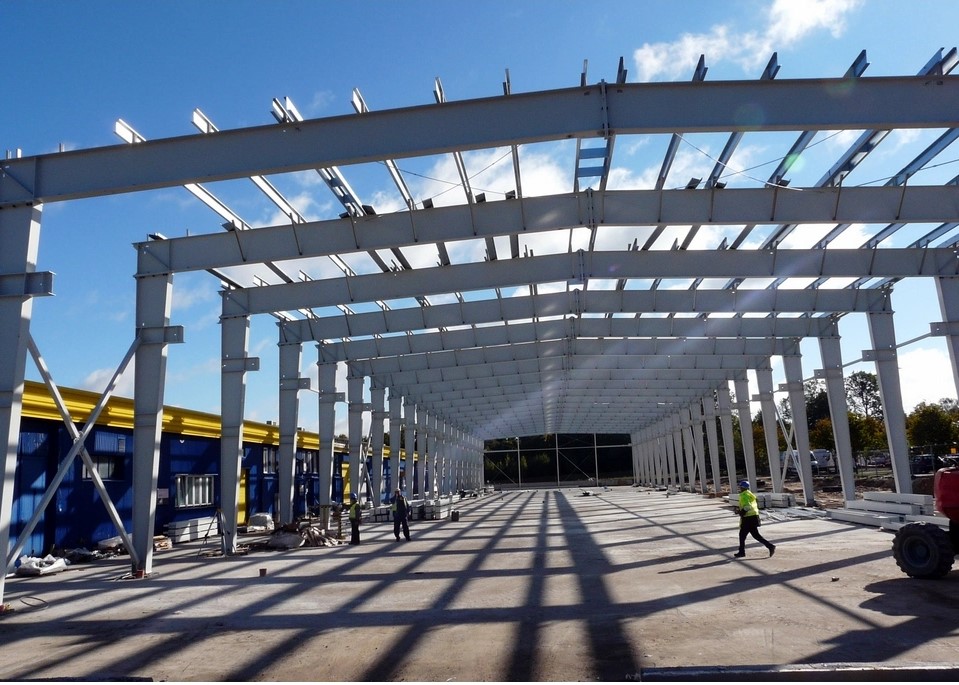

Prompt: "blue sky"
[5,0,959,436]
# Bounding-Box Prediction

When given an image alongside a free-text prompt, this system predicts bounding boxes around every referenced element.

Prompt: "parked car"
[782,449,833,477]
[910,454,941,475]
[811,449,836,474]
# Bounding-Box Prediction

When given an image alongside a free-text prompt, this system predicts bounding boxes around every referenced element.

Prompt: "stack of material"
[153,535,173,551]
[302,526,340,547]
[247,513,275,534]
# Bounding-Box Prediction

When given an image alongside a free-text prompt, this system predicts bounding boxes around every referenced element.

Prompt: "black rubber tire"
[892,522,955,579]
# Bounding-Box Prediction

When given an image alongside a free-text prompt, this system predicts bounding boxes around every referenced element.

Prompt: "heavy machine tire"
[892,522,955,579]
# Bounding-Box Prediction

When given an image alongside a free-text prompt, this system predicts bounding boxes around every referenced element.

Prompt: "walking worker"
[391,488,412,541]
[734,480,776,558]
[348,492,361,545]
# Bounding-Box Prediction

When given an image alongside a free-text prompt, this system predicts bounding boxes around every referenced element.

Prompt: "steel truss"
[5,51,959,601]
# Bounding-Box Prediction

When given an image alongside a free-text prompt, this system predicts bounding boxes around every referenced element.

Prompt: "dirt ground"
[780,472,936,510]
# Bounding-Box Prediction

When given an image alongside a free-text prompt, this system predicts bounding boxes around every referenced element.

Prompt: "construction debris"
[16,554,69,577]
[264,524,341,550]
[247,513,275,534]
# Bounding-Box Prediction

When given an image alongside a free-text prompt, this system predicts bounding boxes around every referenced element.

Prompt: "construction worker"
[734,480,775,558]
[348,492,361,545]
[391,488,411,541]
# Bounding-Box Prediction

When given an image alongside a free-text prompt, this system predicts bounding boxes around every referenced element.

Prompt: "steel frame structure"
[5,51,959,602]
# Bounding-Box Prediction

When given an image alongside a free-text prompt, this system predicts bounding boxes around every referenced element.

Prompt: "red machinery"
[892,464,959,578]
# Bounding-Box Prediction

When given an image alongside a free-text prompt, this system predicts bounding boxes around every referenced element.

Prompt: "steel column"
[370,384,386,506]
[0,204,44,604]
[316,362,337,528]
[734,377,757,494]
[404,399,416,496]
[756,364,784,493]
[867,310,912,494]
[347,374,365,503]
[219,313,255,555]
[131,269,175,573]
[817,335,857,501]
[783,353,815,506]
[277,341,302,523]
[690,402,707,494]
[703,395,722,495]
[718,385,738,495]
[389,390,402,496]
[934,276,959,431]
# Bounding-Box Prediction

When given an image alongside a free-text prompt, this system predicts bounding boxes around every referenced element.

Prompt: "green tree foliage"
[808,417,834,451]
[847,412,886,454]
[845,371,883,420]
[906,401,957,447]
[804,380,831,425]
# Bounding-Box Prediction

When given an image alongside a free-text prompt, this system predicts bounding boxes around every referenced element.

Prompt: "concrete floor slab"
[1,486,959,681]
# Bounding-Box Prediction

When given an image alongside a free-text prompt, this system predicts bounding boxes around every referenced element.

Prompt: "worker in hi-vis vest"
[391,488,412,541]
[734,480,775,558]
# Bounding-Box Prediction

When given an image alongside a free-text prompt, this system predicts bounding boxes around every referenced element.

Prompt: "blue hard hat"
[739,480,750,489]
[350,492,357,500]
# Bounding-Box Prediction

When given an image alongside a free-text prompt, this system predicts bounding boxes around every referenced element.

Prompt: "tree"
[845,371,883,420]
[808,417,835,451]
[804,380,831,426]
[847,412,886,454]
[906,402,956,448]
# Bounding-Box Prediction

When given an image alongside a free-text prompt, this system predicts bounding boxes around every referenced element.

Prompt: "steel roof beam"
[222,247,939,317]
[286,304,836,344]
[333,337,800,374]
[758,48,958,251]
[312,316,836,360]
[136,184,959,277]
[319,332,802,366]
[8,76,959,207]
[386,368,747,398]
[362,354,770,394]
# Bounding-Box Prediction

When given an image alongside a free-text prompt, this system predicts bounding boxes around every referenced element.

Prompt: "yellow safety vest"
[738,489,759,518]
[349,502,360,521]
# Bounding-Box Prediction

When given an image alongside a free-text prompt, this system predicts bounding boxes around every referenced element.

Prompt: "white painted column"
[669,418,685,488]
[783,352,815,506]
[690,402,707,494]
[369,383,386,506]
[734,376,758,492]
[347,374,366,503]
[935,276,959,400]
[418,408,430,499]
[672,415,687,491]
[703,394,722,495]
[277,340,303,523]
[0,205,47,601]
[389,390,402,496]
[404,398,416,496]
[717,385,738,495]
[316,361,338,528]
[755,363,784,493]
[867,309,912,494]
[219,312,256,555]
[817,333,856,502]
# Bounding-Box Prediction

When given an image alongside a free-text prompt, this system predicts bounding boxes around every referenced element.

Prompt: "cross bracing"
[6,50,959,597]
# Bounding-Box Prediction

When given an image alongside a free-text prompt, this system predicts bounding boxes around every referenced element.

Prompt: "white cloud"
[633,0,864,81]
[308,90,336,116]
[898,345,958,410]
[80,364,136,399]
